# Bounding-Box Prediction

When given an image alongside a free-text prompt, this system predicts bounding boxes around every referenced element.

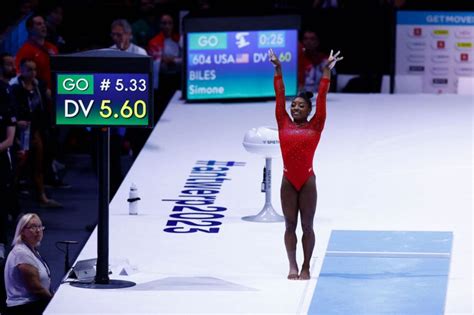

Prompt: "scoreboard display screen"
[56,73,149,126]
[51,49,153,127]
[183,15,300,102]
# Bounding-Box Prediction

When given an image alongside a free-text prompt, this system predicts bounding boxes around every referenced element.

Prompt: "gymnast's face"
[291,97,311,122]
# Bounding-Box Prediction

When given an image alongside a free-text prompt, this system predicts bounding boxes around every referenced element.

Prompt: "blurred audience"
[13,13,69,191]
[44,3,67,52]
[18,0,40,18]
[10,58,62,208]
[298,29,336,93]
[131,0,159,49]
[0,53,19,262]
[147,13,182,122]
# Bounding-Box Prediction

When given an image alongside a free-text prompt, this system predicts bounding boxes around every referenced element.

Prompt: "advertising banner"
[396,11,474,93]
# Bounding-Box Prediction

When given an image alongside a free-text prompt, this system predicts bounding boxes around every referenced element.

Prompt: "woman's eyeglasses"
[26,225,45,232]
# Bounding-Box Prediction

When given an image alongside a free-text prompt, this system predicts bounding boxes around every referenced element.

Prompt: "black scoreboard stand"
[51,49,153,289]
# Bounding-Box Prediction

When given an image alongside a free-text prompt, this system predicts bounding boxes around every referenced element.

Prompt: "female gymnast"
[269,48,343,280]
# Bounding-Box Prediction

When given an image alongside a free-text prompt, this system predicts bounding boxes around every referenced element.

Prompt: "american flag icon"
[236,53,249,64]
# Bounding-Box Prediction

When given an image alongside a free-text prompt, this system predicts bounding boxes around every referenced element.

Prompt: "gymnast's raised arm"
[311,50,344,131]
[269,48,290,123]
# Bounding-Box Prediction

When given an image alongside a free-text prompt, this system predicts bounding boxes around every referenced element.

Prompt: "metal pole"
[242,157,284,222]
[71,128,135,289]
[95,127,110,284]
[264,157,272,206]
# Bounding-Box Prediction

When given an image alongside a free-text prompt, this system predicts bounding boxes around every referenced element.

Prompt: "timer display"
[258,31,285,48]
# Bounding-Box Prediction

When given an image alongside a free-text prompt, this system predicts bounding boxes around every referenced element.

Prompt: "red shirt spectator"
[147,32,180,63]
[298,30,329,93]
[15,14,58,89]
[147,14,181,90]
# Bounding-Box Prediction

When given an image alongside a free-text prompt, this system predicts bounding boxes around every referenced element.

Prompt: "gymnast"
[269,48,343,280]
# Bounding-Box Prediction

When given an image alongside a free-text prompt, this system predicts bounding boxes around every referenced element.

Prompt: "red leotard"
[274,74,329,191]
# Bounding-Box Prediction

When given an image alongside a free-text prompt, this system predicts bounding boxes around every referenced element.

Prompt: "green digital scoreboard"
[183,15,300,102]
[51,50,153,127]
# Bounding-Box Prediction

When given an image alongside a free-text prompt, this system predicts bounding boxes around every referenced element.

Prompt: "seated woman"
[4,213,53,315]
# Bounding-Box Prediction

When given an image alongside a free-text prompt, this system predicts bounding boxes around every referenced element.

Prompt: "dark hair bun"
[303,91,313,99]
[297,91,314,104]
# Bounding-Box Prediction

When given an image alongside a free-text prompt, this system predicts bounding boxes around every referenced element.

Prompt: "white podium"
[242,126,284,222]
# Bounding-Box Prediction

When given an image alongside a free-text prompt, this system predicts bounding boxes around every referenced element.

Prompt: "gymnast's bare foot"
[288,267,299,280]
[299,268,310,280]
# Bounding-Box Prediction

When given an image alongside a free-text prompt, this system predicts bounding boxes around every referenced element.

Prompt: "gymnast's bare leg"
[298,175,317,280]
[281,176,299,279]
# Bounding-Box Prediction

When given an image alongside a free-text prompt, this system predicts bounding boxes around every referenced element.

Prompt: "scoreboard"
[183,15,300,102]
[51,49,153,127]
[56,73,149,126]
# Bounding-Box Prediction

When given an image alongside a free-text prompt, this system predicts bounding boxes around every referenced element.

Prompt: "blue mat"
[308,230,453,315]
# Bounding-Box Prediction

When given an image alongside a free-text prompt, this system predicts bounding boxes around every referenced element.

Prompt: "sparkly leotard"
[274,74,329,191]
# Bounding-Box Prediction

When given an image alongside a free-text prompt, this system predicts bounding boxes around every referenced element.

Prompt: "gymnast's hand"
[268,48,281,68]
[325,50,344,70]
